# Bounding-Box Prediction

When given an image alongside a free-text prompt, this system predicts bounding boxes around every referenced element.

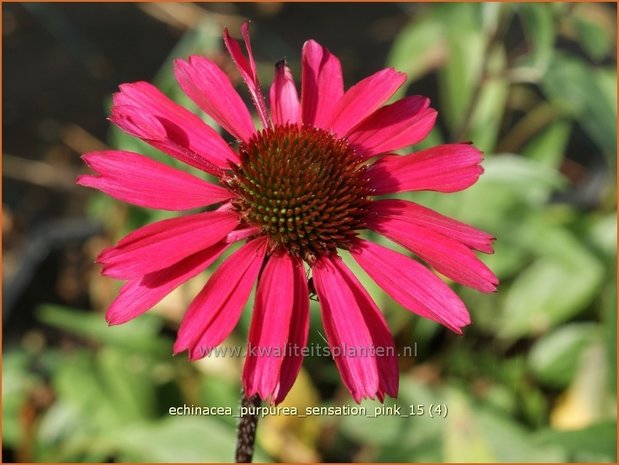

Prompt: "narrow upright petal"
[223,23,270,128]
[346,96,437,158]
[174,237,268,360]
[272,259,309,404]
[325,68,407,137]
[313,257,397,402]
[351,239,471,334]
[301,40,344,127]
[368,144,484,194]
[106,242,230,325]
[98,210,239,279]
[110,81,238,171]
[78,151,232,211]
[371,199,495,253]
[174,56,255,142]
[369,216,498,293]
[243,253,295,400]
[269,60,301,125]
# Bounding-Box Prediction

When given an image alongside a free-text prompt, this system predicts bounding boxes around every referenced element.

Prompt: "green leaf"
[534,422,617,462]
[467,45,509,152]
[482,155,566,193]
[111,416,270,462]
[500,224,604,338]
[528,323,600,388]
[443,389,495,461]
[475,409,566,461]
[600,276,617,394]
[387,16,445,99]
[51,351,125,431]
[436,3,486,133]
[521,120,572,169]
[340,398,407,447]
[571,5,615,61]
[96,347,157,421]
[514,4,556,74]
[341,378,443,454]
[37,305,171,356]
[542,55,617,159]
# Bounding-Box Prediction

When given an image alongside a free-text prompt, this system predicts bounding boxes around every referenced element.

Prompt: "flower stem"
[235,391,261,463]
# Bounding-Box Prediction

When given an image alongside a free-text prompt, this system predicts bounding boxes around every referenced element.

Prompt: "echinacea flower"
[78,23,498,404]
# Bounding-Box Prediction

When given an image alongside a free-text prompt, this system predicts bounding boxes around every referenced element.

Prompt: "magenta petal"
[313,257,387,403]
[269,61,301,125]
[174,237,268,360]
[351,239,470,334]
[326,68,407,137]
[331,258,398,399]
[110,81,238,171]
[301,40,344,128]
[272,259,309,404]
[78,151,232,211]
[346,96,437,158]
[98,210,239,279]
[174,56,255,142]
[371,199,495,253]
[368,144,484,194]
[369,216,498,293]
[223,23,270,128]
[106,242,230,325]
[243,253,295,400]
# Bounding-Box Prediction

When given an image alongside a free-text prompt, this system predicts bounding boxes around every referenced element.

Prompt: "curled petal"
[368,144,484,194]
[78,150,232,211]
[110,81,237,172]
[269,60,301,125]
[223,22,271,128]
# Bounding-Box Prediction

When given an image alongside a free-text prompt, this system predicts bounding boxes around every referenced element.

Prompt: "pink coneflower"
[78,23,497,404]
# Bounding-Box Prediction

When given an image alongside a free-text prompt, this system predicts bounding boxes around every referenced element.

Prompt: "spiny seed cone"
[225,124,372,264]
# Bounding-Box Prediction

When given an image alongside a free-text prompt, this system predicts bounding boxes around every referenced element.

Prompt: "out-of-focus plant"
[4,4,616,462]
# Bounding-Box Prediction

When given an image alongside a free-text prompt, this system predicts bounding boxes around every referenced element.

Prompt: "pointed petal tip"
[75,174,89,186]
[173,335,189,355]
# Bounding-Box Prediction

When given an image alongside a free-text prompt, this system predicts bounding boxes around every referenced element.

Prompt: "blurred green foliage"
[4,3,616,462]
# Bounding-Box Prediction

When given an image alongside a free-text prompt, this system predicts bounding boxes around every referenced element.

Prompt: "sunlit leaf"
[550,342,614,430]
[528,323,600,388]
[500,250,603,338]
